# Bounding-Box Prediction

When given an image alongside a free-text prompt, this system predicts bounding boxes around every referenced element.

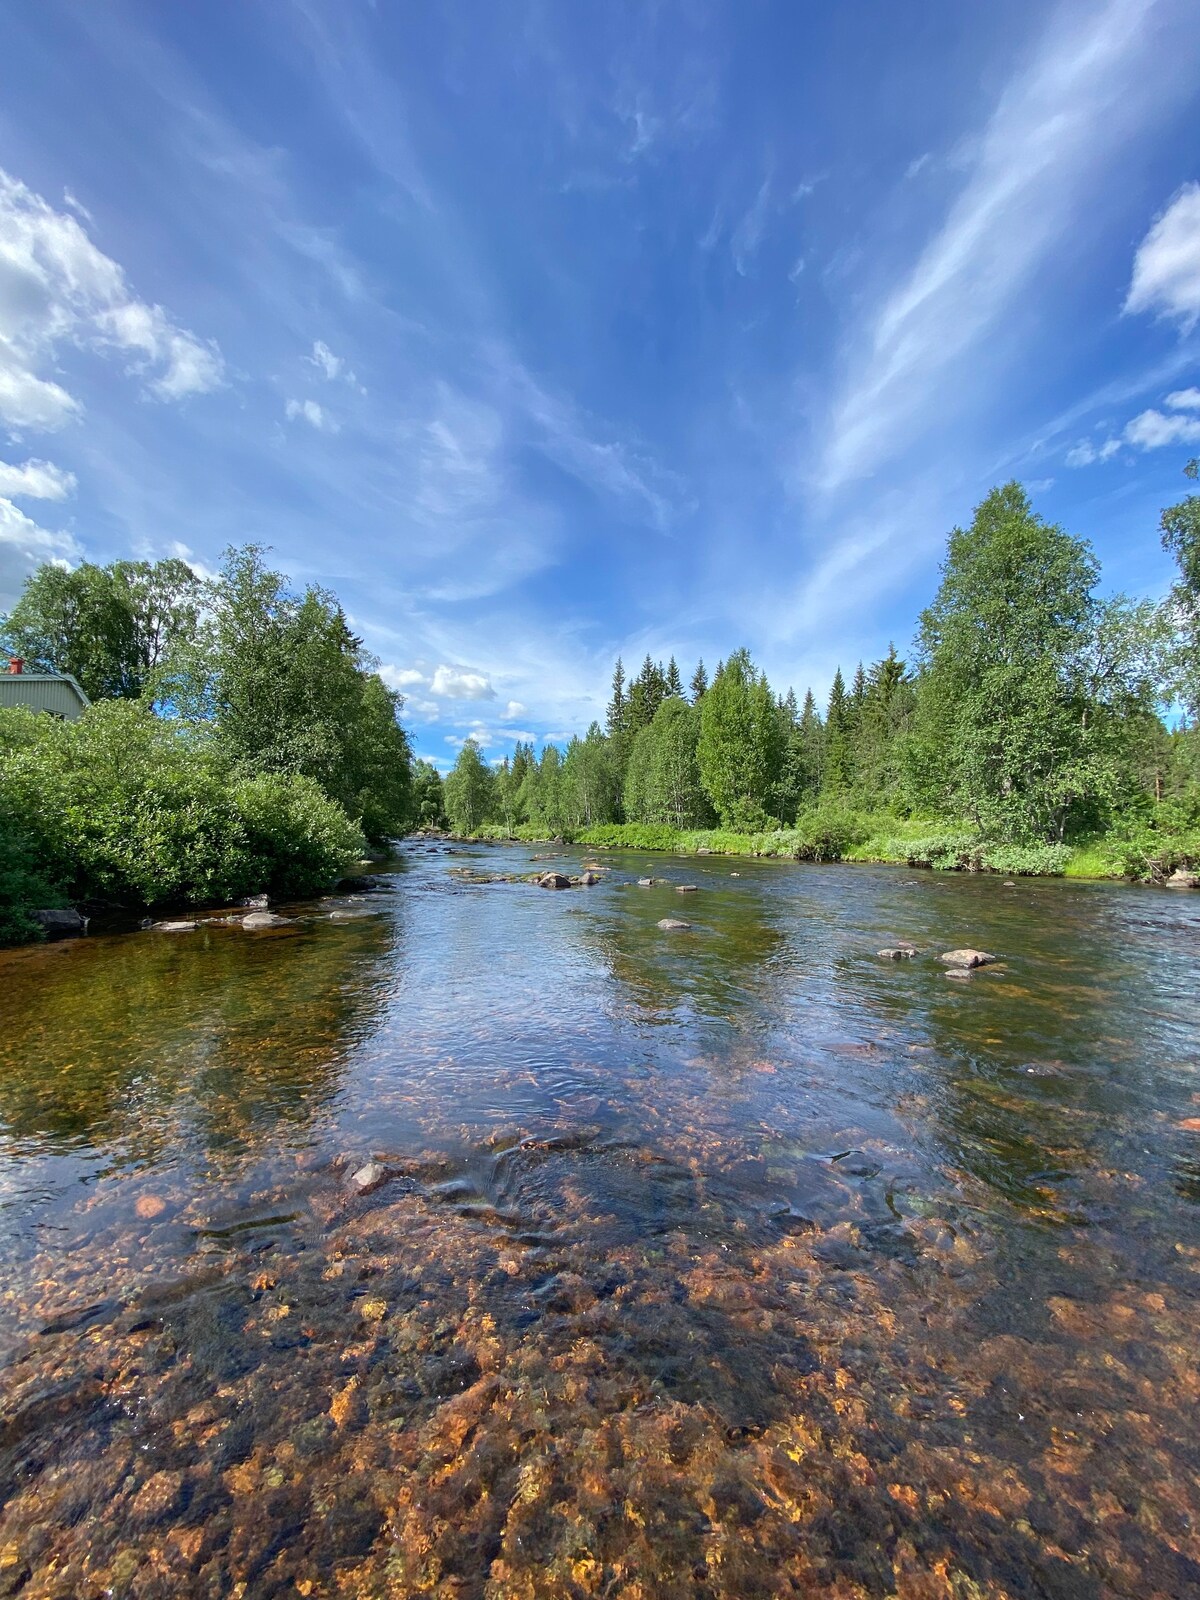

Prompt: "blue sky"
[1,0,1199,767]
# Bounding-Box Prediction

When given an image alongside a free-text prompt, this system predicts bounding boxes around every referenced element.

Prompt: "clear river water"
[0,840,1198,1598]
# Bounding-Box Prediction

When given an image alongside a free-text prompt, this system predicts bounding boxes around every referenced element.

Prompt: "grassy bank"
[453,812,1200,882]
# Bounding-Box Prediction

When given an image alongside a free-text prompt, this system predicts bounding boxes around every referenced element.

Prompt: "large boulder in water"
[536,872,571,890]
[939,948,996,968]
[242,911,293,929]
[32,908,87,938]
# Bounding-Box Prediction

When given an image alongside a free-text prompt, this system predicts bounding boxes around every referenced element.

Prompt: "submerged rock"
[939,948,996,968]
[657,917,691,930]
[32,908,88,938]
[878,946,919,960]
[152,920,197,933]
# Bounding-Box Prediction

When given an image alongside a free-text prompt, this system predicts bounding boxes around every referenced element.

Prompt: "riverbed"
[1,841,1197,1597]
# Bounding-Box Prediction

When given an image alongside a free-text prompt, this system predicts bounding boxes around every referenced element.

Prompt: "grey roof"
[0,671,91,716]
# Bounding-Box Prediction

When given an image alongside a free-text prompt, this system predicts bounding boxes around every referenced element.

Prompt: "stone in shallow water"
[657,918,691,931]
[153,920,197,933]
[242,911,292,929]
[940,948,996,968]
[878,946,919,960]
[348,1161,389,1194]
[637,877,655,886]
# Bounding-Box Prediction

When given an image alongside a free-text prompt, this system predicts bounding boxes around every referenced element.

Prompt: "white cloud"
[730,175,772,276]
[0,456,75,499]
[382,666,427,688]
[1125,182,1200,328]
[430,664,495,700]
[0,168,224,429]
[1123,407,1200,450]
[95,300,223,399]
[164,540,218,583]
[1065,436,1121,467]
[503,700,526,719]
[0,361,79,430]
[821,0,1176,489]
[285,397,338,432]
[0,495,81,606]
[1165,386,1200,411]
[310,339,342,380]
[308,338,363,391]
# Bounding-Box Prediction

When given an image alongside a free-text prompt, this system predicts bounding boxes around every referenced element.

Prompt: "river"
[1,841,1197,1597]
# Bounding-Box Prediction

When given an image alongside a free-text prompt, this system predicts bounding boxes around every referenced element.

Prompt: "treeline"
[0,546,413,941]
[441,473,1200,868]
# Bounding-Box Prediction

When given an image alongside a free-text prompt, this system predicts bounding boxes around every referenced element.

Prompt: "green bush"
[234,772,366,898]
[1099,805,1200,881]
[977,842,1070,876]
[0,823,65,946]
[579,822,679,851]
[0,703,363,914]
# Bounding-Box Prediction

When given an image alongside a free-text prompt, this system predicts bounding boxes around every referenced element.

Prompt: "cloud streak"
[819,0,1180,491]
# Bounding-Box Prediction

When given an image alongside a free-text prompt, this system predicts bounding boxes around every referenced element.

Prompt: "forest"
[441,474,1200,879]
[2,467,1198,944]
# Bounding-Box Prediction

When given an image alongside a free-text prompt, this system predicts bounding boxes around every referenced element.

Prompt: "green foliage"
[444,740,495,834]
[697,649,784,827]
[0,703,361,910]
[1,558,201,701]
[412,760,447,829]
[0,821,64,947]
[911,483,1145,842]
[1095,797,1200,882]
[168,546,411,840]
[975,842,1071,876]
[580,822,681,851]
[233,772,368,898]
[622,697,710,829]
[1160,457,1200,719]
[563,723,621,829]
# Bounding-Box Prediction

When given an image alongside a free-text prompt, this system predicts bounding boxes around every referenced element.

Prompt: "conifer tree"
[690,660,708,701]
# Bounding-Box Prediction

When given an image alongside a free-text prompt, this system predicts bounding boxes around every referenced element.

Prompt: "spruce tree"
[690,660,708,701]
[607,658,627,735]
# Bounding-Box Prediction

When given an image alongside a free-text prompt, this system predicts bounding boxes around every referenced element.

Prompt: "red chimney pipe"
[8,657,23,675]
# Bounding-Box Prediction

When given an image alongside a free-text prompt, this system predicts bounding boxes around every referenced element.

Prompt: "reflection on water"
[0,842,1198,1597]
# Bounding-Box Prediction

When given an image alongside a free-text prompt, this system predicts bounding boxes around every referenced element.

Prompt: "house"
[0,657,91,720]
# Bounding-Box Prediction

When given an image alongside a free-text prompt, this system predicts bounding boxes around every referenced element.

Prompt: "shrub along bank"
[456,808,1200,881]
[0,702,367,943]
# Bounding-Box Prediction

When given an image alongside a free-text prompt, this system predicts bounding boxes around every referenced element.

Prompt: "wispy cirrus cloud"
[819,0,1182,491]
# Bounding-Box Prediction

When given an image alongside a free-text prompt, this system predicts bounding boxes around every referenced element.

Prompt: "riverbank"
[448,814,1200,884]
